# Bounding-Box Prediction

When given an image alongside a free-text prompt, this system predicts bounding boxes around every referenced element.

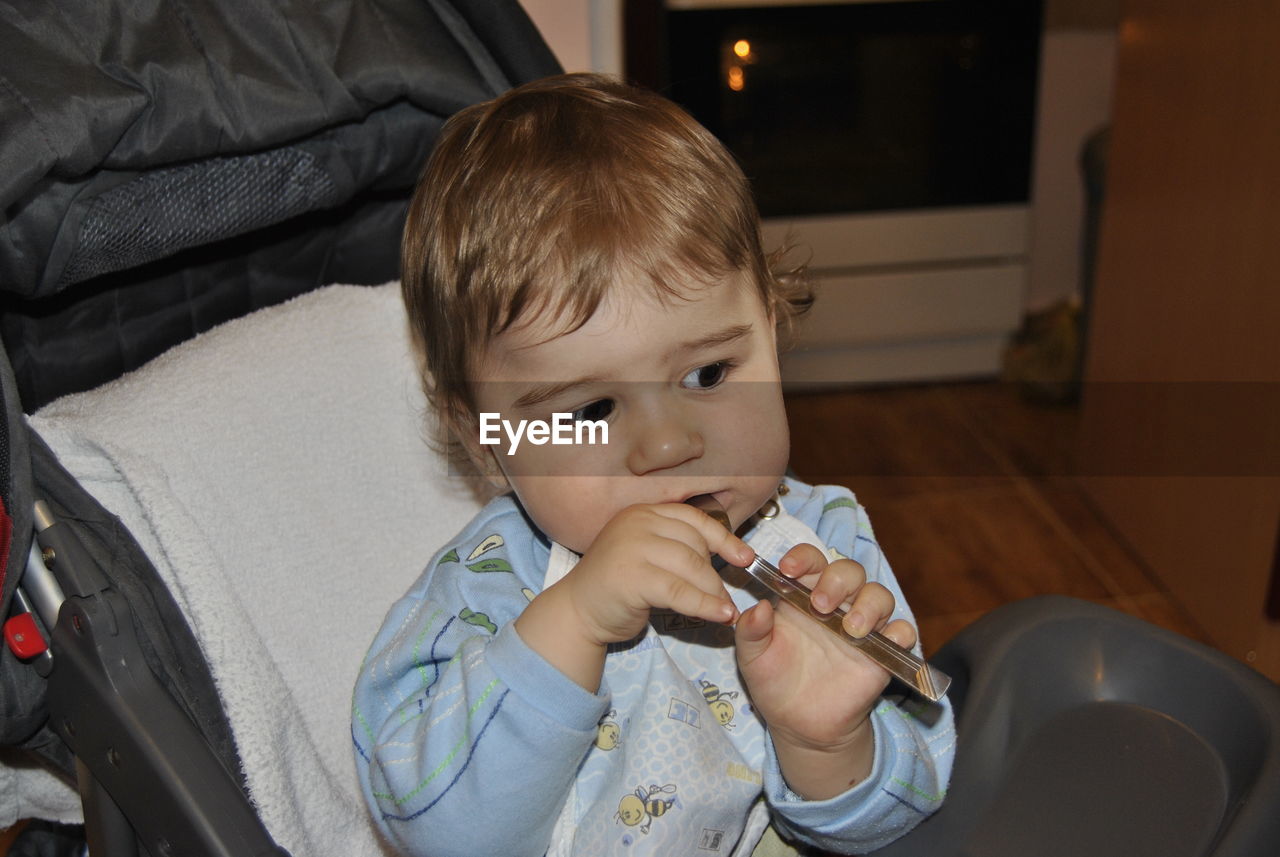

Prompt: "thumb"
[733,599,776,666]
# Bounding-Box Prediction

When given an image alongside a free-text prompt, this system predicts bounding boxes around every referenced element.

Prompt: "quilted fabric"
[0,0,559,409]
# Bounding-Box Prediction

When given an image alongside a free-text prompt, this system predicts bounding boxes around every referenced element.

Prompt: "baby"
[352,73,953,857]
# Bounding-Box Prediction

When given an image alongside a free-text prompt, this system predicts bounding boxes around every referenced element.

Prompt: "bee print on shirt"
[615,784,677,834]
[595,709,622,751]
[700,679,740,729]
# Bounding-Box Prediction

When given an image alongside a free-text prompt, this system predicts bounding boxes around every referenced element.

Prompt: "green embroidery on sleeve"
[459,607,497,633]
[410,607,448,689]
[891,776,946,803]
[353,703,376,745]
[466,558,514,574]
[373,679,502,805]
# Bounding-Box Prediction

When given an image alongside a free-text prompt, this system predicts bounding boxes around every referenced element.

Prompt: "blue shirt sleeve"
[763,480,956,853]
[351,497,610,857]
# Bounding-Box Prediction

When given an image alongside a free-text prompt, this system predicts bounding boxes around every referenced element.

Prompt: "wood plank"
[1077,0,1280,679]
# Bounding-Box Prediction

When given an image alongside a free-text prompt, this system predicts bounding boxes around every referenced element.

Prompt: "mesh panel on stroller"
[0,2,558,853]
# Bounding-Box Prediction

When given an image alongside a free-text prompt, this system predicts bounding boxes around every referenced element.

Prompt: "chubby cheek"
[718,436,791,528]
[715,390,791,524]
[505,474,619,554]
[727,411,789,477]
[712,383,791,476]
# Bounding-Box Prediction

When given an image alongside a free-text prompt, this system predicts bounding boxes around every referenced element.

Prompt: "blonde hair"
[401,73,811,464]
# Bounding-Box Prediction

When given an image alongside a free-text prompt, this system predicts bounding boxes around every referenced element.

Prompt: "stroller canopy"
[0,0,559,410]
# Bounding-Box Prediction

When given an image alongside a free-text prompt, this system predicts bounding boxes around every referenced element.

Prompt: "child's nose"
[626,408,705,475]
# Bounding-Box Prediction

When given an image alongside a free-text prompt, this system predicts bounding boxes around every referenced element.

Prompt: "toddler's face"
[471,269,790,554]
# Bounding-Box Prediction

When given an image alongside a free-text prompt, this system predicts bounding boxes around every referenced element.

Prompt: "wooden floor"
[783,380,1210,656]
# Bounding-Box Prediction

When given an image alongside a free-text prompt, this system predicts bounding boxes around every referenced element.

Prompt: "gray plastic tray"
[873,596,1280,857]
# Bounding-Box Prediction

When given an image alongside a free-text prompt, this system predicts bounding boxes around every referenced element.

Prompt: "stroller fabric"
[19,283,488,851]
[0,0,558,850]
[0,0,558,409]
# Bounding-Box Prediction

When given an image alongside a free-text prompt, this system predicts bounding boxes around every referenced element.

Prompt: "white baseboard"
[770,206,1027,385]
[781,334,1009,388]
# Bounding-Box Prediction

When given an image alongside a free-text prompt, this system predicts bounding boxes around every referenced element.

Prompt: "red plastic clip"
[5,612,49,659]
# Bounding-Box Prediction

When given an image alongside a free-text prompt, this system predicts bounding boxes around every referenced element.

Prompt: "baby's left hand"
[734,543,917,800]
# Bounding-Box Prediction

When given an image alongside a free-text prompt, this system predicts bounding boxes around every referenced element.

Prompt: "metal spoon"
[687,493,950,702]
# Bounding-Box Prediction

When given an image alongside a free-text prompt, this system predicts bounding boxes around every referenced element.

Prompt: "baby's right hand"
[561,503,753,646]
[515,503,753,691]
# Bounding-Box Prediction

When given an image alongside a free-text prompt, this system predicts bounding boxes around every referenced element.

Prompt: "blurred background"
[518,0,1280,680]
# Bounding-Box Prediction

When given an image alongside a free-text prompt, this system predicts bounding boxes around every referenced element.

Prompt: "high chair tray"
[873,595,1280,857]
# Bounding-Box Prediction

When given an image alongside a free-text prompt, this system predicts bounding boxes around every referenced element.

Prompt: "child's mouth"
[685,493,732,530]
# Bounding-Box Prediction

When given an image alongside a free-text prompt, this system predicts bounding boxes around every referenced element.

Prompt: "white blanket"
[12,284,487,854]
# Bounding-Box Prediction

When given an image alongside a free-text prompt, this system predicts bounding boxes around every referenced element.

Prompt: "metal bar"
[35,502,290,857]
[687,494,950,702]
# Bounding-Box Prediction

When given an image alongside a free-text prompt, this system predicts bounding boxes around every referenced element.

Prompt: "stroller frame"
[0,1,560,853]
[24,500,281,855]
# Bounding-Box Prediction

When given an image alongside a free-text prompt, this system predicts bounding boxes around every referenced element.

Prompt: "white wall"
[1026,29,1118,310]
[520,0,619,73]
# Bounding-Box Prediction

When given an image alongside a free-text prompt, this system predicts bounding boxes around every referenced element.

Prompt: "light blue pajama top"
[352,478,954,857]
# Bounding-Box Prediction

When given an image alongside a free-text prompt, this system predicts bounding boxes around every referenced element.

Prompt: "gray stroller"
[0,2,556,853]
[2,2,1279,856]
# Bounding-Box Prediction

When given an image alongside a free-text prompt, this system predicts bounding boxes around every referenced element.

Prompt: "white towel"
[16,283,487,854]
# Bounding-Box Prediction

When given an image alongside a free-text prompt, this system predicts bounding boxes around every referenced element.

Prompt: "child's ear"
[475,449,510,492]
[764,297,782,352]
[449,411,511,491]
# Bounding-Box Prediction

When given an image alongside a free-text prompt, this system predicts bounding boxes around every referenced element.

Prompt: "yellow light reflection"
[727,66,744,92]
[733,39,751,59]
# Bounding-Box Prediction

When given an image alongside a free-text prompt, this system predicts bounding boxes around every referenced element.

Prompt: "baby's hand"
[564,504,751,644]
[734,543,917,800]
[516,504,752,690]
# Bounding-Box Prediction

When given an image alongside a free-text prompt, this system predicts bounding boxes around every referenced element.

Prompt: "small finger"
[879,618,918,651]
[653,536,736,597]
[777,542,827,581]
[733,600,775,666]
[809,557,866,615]
[649,562,738,625]
[665,503,756,568]
[842,581,896,638]
[735,599,774,643]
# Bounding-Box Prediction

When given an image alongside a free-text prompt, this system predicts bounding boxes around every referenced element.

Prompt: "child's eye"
[681,361,732,391]
[571,399,615,423]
